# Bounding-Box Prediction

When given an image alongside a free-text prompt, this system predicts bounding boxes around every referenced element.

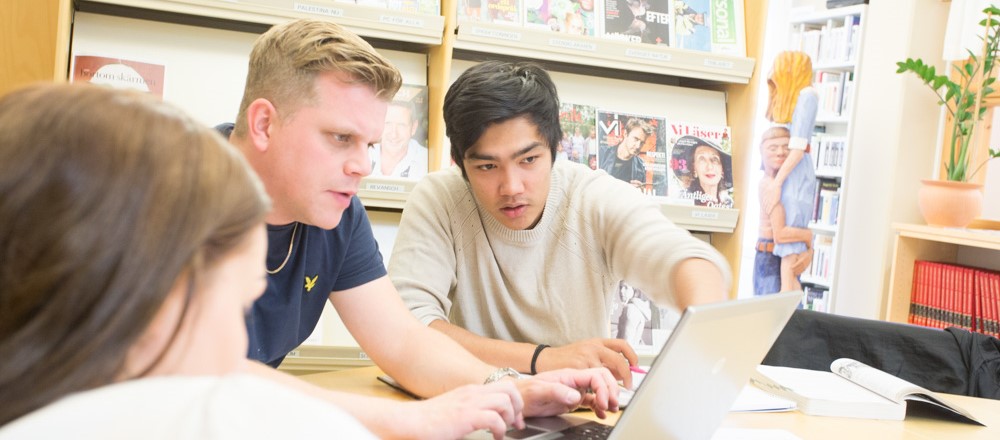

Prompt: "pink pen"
[629,365,648,374]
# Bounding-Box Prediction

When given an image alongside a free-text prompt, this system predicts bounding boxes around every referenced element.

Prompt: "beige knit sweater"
[389,160,731,345]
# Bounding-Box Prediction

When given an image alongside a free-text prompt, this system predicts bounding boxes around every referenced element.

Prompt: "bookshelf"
[883,222,1000,323]
[786,4,866,311]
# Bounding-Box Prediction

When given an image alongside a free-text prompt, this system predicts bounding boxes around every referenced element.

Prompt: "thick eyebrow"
[466,142,543,161]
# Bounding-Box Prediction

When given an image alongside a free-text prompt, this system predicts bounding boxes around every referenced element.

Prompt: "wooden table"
[300,366,1000,439]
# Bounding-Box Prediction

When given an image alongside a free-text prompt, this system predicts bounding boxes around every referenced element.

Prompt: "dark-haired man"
[391,61,730,388]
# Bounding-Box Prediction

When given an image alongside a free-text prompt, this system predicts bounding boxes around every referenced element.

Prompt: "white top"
[390,160,731,345]
[369,139,429,179]
[0,374,376,440]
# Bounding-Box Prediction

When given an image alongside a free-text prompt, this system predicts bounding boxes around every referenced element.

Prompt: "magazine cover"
[608,280,680,354]
[369,84,429,180]
[596,110,668,196]
[484,0,521,26]
[601,0,671,45]
[457,0,485,21]
[71,55,165,98]
[666,122,734,208]
[558,102,598,168]
[672,0,745,55]
[524,0,597,36]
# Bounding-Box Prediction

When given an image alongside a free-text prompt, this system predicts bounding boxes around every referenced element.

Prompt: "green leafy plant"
[896,5,1000,182]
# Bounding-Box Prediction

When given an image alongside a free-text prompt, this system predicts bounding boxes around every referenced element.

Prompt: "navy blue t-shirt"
[214,122,386,367]
[249,196,386,367]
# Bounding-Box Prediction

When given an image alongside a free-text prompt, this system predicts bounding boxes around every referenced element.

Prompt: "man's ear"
[245,98,278,153]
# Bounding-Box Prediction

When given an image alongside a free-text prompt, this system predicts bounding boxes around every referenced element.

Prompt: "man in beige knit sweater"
[391,61,731,387]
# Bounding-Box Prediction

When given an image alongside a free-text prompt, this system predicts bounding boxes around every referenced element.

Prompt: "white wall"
[834,0,949,318]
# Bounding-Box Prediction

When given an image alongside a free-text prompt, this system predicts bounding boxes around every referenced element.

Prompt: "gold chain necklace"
[267,222,299,275]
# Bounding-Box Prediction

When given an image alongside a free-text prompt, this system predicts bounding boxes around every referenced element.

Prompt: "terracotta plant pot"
[917,179,984,228]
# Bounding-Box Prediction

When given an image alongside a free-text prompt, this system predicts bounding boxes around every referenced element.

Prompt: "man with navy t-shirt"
[218,18,621,438]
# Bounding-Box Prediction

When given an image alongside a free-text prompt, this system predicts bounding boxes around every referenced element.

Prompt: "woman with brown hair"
[0,83,381,437]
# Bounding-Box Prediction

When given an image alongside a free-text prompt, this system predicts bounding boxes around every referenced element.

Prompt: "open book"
[750,358,983,425]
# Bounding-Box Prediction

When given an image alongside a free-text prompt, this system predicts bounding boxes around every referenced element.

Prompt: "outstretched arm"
[332,276,620,418]
[243,359,525,440]
[429,319,639,389]
[768,203,814,277]
[768,202,813,245]
[764,88,819,213]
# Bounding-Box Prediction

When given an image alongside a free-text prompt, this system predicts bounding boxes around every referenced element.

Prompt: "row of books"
[802,285,829,312]
[459,0,747,56]
[811,179,840,226]
[909,260,1000,338]
[814,71,854,118]
[789,14,861,66]
[805,234,834,282]
[811,135,846,176]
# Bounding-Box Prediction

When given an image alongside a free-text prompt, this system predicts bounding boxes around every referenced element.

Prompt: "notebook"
[466,290,802,440]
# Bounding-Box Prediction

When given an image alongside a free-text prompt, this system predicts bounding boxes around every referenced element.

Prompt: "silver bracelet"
[484,367,520,384]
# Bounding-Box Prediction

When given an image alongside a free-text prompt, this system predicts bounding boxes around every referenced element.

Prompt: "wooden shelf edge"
[82,0,446,45]
[892,222,1000,251]
[659,203,739,234]
[454,21,755,84]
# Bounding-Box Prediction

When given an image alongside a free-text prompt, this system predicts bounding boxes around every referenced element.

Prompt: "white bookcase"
[786,4,867,311]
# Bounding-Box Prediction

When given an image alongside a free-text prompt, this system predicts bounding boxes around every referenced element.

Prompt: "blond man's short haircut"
[233,18,402,137]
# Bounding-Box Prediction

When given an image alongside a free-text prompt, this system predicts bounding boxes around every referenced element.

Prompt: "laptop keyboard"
[560,421,614,439]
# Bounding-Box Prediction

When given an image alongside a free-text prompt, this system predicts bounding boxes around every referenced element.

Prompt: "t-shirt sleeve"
[788,88,819,150]
[331,197,387,291]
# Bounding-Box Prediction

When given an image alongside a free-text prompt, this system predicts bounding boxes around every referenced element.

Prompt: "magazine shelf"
[358,177,420,210]
[658,204,738,234]
[79,0,446,47]
[453,21,756,84]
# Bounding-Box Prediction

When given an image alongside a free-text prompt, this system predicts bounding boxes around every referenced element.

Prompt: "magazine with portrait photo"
[602,0,671,45]
[666,122,734,208]
[369,84,429,180]
[596,110,668,196]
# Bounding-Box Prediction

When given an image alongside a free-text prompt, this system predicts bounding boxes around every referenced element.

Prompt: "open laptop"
[467,290,801,440]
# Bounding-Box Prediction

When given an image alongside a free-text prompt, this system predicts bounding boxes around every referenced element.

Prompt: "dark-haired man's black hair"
[443,61,562,179]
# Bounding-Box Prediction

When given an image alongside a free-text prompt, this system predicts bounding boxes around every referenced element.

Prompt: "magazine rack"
[453,20,755,84]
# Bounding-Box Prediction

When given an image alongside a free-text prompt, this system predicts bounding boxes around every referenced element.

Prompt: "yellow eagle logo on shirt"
[304,275,318,292]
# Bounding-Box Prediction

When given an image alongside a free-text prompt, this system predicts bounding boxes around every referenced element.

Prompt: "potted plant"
[896,5,1000,227]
